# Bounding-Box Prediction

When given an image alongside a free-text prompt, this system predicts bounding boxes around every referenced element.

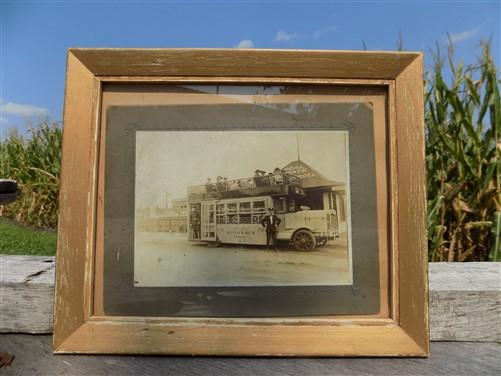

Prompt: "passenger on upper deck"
[239,178,254,188]
[228,179,240,190]
[267,172,276,185]
[216,176,227,192]
[272,167,284,185]
[253,169,268,187]
[205,177,216,193]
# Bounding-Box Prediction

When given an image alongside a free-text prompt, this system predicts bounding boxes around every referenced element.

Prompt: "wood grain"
[55,321,423,356]
[70,48,419,79]
[0,256,54,333]
[429,262,501,341]
[3,335,500,376]
[52,52,99,349]
[394,54,429,354]
[4,256,498,341]
[53,49,429,356]
[387,81,400,322]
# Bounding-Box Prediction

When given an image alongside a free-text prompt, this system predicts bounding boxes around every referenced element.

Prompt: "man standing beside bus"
[261,208,281,251]
[190,206,201,239]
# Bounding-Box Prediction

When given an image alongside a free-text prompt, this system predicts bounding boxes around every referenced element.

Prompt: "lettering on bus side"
[225,230,256,236]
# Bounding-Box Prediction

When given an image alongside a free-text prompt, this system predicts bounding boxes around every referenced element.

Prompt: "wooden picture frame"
[53,48,428,356]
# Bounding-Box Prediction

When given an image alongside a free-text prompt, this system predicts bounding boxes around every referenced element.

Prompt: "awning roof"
[282,159,345,189]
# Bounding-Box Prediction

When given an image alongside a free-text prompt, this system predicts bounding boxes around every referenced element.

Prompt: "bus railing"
[187,173,303,200]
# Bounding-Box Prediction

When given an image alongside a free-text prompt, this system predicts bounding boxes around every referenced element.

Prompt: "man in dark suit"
[190,206,201,239]
[261,208,282,251]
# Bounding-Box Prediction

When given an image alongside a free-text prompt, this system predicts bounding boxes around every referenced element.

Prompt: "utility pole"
[296,133,301,161]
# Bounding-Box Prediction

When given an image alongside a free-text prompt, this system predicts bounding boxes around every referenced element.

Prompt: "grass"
[0,218,57,256]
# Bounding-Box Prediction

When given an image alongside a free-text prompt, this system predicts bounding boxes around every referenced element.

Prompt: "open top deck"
[187,172,304,202]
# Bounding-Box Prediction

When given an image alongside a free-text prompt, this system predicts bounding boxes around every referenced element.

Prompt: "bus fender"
[290,227,314,240]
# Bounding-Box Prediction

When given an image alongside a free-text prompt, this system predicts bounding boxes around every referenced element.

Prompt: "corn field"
[0,44,499,261]
[0,123,62,229]
[426,42,500,261]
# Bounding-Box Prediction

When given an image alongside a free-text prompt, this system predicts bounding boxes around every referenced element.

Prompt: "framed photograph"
[53,49,428,356]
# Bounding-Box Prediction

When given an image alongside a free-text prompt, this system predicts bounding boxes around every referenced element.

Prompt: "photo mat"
[101,90,381,317]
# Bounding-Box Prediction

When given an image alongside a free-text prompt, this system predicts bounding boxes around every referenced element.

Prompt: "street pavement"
[134,232,351,286]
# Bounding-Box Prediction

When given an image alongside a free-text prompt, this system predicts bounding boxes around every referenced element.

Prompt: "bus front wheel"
[292,230,316,252]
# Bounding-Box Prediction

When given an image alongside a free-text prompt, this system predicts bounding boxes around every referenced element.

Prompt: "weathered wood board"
[429,262,501,341]
[0,256,55,333]
[1,256,500,341]
[1,335,501,375]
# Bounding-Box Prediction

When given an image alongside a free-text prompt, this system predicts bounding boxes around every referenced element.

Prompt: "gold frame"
[53,49,428,356]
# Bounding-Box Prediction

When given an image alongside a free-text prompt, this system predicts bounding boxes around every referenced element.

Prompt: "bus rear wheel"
[293,230,316,252]
[207,239,222,248]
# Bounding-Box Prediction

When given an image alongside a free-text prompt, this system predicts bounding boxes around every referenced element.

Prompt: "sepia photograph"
[134,130,352,287]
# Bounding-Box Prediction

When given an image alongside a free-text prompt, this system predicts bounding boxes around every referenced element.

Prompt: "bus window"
[216,204,225,214]
[273,197,287,213]
[252,200,266,224]
[239,202,251,213]
[252,214,264,224]
[253,200,265,210]
[208,205,215,224]
[229,214,239,224]
[227,203,237,213]
[216,214,225,224]
[240,214,252,224]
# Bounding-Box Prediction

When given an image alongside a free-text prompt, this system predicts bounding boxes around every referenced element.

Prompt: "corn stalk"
[426,41,500,261]
[0,43,499,261]
[0,122,62,229]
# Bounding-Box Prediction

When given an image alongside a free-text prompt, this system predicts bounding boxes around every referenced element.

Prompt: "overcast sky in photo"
[136,130,348,208]
[1,1,499,134]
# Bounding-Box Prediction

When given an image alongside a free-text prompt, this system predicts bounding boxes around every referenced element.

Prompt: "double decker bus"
[187,172,338,251]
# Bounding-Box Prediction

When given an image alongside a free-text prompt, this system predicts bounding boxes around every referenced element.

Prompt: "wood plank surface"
[1,335,500,375]
[1,256,499,342]
[0,256,55,333]
[429,262,501,341]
